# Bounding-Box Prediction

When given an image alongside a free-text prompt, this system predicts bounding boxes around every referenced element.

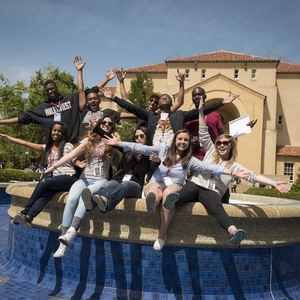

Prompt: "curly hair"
[84,115,116,161]
[212,134,237,168]
[163,129,192,169]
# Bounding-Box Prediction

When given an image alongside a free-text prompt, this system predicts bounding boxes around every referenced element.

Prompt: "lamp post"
[25,151,29,168]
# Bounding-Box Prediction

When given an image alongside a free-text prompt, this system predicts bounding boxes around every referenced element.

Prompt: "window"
[251,69,257,79]
[185,69,190,79]
[234,69,239,79]
[277,115,283,126]
[284,163,294,183]
[201,69,206,79]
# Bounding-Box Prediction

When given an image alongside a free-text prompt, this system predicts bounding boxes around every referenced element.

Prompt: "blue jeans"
[95,180,141,212]
[21,175,77,219]
[62,178,107,227]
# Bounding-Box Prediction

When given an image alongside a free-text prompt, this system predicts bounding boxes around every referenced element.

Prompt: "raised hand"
[73,56,86,71]
[117,68,126,82]
[222,94,239,105]
[99,87,114,99]
[102,133,118,146]
[246,119,258,128]
[175,69,185,82]
[106,68,118,81]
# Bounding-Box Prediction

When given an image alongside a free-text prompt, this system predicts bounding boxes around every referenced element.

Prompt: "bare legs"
[144,183,181,249]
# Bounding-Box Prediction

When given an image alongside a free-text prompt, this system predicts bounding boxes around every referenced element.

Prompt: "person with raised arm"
[0,122,78,227]
[43,115,120,258]
[102,128,250,250]
[100,84,238,147]
[164,97,290,247]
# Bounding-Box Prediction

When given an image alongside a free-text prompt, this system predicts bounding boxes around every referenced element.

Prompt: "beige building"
[102,50,300,183]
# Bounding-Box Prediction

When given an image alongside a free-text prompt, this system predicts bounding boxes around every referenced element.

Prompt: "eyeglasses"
[134,134,146,139]
[149,98,158,105]
[216,140,230,146]
[101,121,113,126]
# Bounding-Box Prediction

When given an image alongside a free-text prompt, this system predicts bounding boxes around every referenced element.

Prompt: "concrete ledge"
[6,182,300,248]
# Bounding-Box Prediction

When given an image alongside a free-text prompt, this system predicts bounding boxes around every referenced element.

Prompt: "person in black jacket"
[100,87,237,147]
[81,126,159,214]
[0,56,117,143]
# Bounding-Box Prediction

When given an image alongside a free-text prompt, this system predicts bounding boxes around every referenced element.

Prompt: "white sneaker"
[58,227,77,246]
[153,236,167,251]
[53,243,69,258]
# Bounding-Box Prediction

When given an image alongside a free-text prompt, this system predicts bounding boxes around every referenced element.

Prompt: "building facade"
[102,50,300,182]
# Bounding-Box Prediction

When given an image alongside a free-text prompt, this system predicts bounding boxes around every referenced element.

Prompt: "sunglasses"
[216,140,230,146]
[149,98,159,105]
[101,121,113,126]
[134,134,146,139]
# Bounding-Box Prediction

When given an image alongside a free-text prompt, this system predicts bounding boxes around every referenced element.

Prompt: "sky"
[1,0,300,88]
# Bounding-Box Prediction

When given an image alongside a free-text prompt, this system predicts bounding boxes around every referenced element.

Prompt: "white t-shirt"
[152,113,174,146]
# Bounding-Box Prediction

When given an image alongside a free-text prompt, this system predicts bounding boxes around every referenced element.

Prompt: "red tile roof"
[277,62,300,73]
[126,62,167,73]
[124,50,300,74]
[166,50,278,63]
[277,146,300,157]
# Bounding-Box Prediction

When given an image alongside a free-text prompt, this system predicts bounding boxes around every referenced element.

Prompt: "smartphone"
[43,172,53,179]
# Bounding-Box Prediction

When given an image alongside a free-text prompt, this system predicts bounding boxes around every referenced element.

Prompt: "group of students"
[1,56,290,259]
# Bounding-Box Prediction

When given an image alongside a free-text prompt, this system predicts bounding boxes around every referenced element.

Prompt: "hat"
[148,92,161,99]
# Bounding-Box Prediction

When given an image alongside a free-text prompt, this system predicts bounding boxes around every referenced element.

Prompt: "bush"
[0,169,41,182]
[291,168,300,192]
[244,187,300,201]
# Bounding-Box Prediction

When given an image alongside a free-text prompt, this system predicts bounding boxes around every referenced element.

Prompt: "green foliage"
[4,162,14,169]
[117,72,153,141]
[244,187,300,201]
[0,64,77,168]
[291,167,300,192]
[0,169,40,182]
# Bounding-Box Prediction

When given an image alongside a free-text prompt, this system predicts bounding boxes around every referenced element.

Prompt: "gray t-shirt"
[79,137,119,180]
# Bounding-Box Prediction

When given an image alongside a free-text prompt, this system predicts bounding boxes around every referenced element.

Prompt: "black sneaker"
[164,193,180,210]
[82,187,95,211]
[229,229,247,245]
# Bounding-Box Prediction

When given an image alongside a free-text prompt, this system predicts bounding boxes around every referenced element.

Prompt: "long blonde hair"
[212,134,237,168]
[85,115,115,160]
[163,129,192,169]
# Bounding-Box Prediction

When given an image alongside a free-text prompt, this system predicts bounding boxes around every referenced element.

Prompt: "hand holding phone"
[43,172,53,179]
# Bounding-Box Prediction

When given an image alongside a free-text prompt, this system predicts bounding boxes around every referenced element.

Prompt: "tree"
[116,72,154,141]
[0,64,77,168]
[291,167,300,192]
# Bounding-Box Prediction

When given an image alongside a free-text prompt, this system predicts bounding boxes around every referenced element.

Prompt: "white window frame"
[201,69,206,79]
[284,163,294,183]
[251,69,257,79]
